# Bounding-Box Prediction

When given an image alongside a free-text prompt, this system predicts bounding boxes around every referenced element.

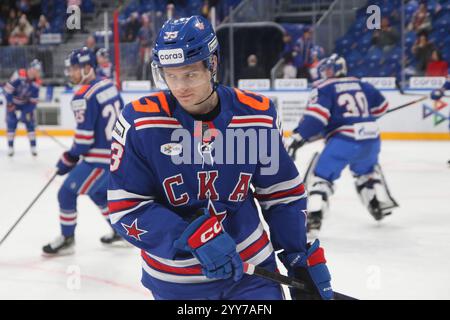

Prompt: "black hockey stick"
[244,262,357,300]
[383,81,428,114]
[386,95,427,114]
[0,172,57,247]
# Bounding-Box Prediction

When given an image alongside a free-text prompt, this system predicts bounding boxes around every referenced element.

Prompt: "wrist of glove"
[287,133,306,159]
[174,210,243,282]
[279,239,333,300]
[431,89,444,101]
[56,151,79,175]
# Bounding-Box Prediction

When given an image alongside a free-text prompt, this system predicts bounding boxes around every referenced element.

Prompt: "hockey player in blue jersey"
[3,59,42,157]
[287,54,398,232]
[42,47,125,255]
[107,16,334,300]
[430,77,450,166]
[96,48,114,79]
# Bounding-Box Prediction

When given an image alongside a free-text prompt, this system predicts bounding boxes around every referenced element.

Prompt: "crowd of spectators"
[278,27,325,81]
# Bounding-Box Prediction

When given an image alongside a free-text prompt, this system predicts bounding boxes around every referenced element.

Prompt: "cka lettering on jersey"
[163,171,252,206]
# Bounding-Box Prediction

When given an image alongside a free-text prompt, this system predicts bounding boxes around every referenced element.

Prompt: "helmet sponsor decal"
[208,36,218,53]
[158,48,185,65]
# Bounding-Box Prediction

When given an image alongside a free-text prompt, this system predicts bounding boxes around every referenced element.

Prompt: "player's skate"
[100,230,129,247]
[355,166,398,222]
[42,235,75,256]
[31,146,37,157]
[7,147,14,157]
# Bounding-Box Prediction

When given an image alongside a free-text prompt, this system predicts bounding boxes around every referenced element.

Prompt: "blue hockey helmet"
[65,47,97,84]
[318,53,347,79]
[153,16,219,68]
[29,59,42,72]
[67,47,97,69]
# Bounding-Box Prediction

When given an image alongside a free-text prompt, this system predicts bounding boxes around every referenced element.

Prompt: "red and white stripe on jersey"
[107,189,155,224]
[303,103,330,126]
[12,97,27,105]
[59,209,77,226]
[74,129,95,145]
[227,115,273,128]
[140,223,273,284]
[325,125,355,139]
[78,168,105,195]
[134,117,182,130]
[370,99,389,117]
[254,174,307,210]
[84,79,112,100]
[83,148,110,164]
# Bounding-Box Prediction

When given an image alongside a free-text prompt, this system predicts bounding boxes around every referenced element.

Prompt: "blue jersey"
[70,77,124,168]
[3,69,40,108]
[294,77,388,141]
[108,84,307,299]
[96,62,113,79]
[441,77,450,91]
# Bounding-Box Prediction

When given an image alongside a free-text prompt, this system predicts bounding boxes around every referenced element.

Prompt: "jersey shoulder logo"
[131,91,171,116]
[233,88,270,111]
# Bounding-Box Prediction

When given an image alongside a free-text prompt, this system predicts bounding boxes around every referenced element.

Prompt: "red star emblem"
[121,219,147,241]
[207,200,227,224]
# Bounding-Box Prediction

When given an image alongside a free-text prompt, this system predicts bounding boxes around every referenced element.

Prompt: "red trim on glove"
[187,216,222,249]
[307,247,327,267]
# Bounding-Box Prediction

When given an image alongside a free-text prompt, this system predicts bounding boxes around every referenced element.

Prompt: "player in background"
[3,59,42,157]
[287,54,398,232]
[96,48,113,79]
[430,77,450,166]
[42,47,125,256]
[107,16,333,300]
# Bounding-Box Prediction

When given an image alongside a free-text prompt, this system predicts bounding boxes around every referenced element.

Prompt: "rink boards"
[0,88,449,140]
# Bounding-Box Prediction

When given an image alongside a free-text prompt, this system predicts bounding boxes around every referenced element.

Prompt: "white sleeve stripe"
[75,129,95,135]
[308,103,330,115]
[372,100,388,112]
[74,138,94,145]
[107,189,154,201]
[255,174,303,195]
[303,110,329,125]
[109,200,154,224]
[258,193,307,210]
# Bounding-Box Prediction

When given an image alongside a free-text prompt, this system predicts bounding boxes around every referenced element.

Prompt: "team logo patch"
[158,49,185,65]
[195,22,205,30]
[161,143,183,156]
[164,31,178,40]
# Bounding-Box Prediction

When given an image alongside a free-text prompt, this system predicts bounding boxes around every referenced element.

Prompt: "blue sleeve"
[108,104,189,257]
[3,74,19,104]
[252,102,307,254]
[363,82,389,118]
[69,96,98,157]
[294,87,331,140]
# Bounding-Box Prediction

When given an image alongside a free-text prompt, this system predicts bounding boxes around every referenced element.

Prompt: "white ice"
[0,136,449,300]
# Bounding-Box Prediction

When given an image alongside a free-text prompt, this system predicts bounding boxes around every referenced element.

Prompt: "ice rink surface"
[0,136,449,300]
